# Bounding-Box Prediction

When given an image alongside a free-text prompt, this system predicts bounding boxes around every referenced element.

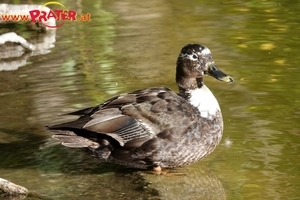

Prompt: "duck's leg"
[152,166,187,176]
[153,165,162,174]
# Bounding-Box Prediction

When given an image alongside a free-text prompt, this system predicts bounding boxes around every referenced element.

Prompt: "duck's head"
[176,44,233,91]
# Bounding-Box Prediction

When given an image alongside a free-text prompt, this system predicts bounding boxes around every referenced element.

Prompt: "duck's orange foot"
[153,165,163,174]
[152,166,186,176]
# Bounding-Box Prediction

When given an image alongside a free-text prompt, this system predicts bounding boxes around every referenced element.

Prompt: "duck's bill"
[206,63,234,82]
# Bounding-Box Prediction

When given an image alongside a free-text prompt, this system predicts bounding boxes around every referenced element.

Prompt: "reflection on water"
[0,30,56,71]
[1,0,300,199]
[144,163,226,200]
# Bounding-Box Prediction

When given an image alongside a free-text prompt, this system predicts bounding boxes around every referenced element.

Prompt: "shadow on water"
[1,129,226,199]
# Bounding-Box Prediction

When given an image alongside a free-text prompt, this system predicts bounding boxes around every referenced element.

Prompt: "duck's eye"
[193,55,197,59]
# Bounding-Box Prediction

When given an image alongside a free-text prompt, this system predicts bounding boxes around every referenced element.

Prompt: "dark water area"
[0,0,300,199]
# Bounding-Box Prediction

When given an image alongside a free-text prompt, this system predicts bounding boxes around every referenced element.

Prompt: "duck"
[48,44,233,172]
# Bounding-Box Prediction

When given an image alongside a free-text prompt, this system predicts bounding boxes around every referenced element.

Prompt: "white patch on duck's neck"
[187,85,220,119]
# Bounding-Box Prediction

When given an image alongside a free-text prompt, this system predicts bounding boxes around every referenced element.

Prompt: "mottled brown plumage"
[48,44,233,170]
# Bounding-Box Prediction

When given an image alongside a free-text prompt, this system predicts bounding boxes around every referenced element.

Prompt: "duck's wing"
[49,87,196,148]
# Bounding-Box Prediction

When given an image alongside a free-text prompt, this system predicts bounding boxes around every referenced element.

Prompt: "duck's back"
[50,86,223,169]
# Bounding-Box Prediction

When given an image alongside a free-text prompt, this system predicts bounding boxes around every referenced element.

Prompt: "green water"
[0,0,299,199]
